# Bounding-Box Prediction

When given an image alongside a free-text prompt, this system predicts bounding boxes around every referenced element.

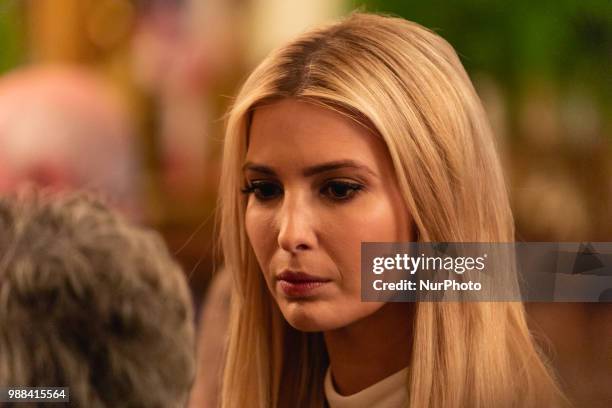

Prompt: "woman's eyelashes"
[319,180,364,201]
[241,180,282,200]
[241,179,365,202]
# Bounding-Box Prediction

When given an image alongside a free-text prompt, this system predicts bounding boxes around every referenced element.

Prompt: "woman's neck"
[323,302,414,395]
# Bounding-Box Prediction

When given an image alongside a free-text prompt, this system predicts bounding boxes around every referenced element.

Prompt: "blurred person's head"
[0,192,195,407]
[0,65,140,217]
[219,13,567,408]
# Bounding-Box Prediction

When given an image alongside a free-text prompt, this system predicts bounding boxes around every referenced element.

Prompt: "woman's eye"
[241,181,282,201]
[321,181,363,201]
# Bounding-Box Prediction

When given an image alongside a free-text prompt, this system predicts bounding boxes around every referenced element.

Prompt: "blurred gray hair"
[0,192,195,407]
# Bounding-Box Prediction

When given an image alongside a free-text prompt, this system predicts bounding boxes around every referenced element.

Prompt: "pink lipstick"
[276,271,330,298]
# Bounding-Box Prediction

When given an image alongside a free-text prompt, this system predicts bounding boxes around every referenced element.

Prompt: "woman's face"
[244,99,412,332]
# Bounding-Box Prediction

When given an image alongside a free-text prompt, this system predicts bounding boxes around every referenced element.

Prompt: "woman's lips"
[276,271,330,298]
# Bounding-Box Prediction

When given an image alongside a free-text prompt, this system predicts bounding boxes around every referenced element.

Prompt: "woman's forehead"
[246,99,391,172]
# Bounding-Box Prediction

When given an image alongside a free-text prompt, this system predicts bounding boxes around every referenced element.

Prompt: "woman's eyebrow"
[242,162,276,175]
[302,160,377,178]
[242,160,378,178]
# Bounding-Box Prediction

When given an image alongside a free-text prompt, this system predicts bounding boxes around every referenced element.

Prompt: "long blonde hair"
[219,12,566,408]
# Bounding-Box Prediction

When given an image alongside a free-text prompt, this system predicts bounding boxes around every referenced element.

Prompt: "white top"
[324,366,409,408]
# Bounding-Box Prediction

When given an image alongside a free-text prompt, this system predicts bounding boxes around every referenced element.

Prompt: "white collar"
[324,366,409,408]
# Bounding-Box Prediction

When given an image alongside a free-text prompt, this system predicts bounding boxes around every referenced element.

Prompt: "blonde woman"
[218,13,568,408]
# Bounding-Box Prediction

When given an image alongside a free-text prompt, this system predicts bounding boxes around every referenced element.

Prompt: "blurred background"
[0,0,610,310]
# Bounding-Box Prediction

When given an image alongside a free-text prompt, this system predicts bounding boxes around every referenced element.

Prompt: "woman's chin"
[280,302,341,332]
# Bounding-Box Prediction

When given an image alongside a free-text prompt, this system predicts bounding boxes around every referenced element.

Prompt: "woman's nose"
[276,197,317,253]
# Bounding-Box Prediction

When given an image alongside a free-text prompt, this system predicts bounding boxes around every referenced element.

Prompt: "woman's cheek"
[340,198,397,241]
[321,203,380,285]
[245,207,272,262]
